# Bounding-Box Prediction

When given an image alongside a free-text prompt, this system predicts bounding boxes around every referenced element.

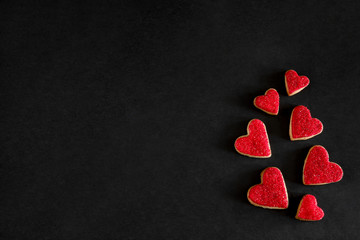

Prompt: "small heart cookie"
[290,105,323,141]
[247,167,288,209]
[303,145,343,185]
[295,194,324,221]
[234,119,271,158]
[285,70,310,96]
[253,88,279,115]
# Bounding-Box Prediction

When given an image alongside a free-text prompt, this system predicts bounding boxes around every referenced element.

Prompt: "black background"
[1,1,360,239]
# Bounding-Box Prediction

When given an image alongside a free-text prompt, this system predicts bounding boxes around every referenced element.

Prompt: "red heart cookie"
[303,145,343,185]
[234,119,271,158]
[289,105,323,141]
[247,167,288,209]
[253,88,279,115]
[285,70,310,96]
[295,194,324,221]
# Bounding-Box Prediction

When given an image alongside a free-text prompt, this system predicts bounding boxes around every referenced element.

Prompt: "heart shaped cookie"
[303,145,343,185]
[295,194,324,221]
[247,167,288,209]
[234,119,271,158]
[253,88,279,115]
[290,105,323,141]
[285,70,310,96]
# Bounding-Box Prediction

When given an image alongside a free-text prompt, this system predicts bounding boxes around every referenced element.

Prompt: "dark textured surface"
[1,1,360,239]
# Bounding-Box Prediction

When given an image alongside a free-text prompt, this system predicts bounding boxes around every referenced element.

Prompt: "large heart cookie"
[253,88,279,115]
[303,145,343,185]
[290,105,323,141]
[285,69,310,96]
[247,167,288,209]
[234,119,271,158]
[295,194,324,221]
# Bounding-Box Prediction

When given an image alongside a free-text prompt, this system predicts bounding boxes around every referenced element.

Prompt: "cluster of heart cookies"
[234,70,343,221]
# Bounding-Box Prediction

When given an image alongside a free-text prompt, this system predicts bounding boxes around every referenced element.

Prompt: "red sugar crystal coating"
[296,194,324,221]
[234,119,271,158]
[285,70,310,96]
[247,167,288,209]
[254,88,279,115]
[303,145,343,185]
[290,105,323,140]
